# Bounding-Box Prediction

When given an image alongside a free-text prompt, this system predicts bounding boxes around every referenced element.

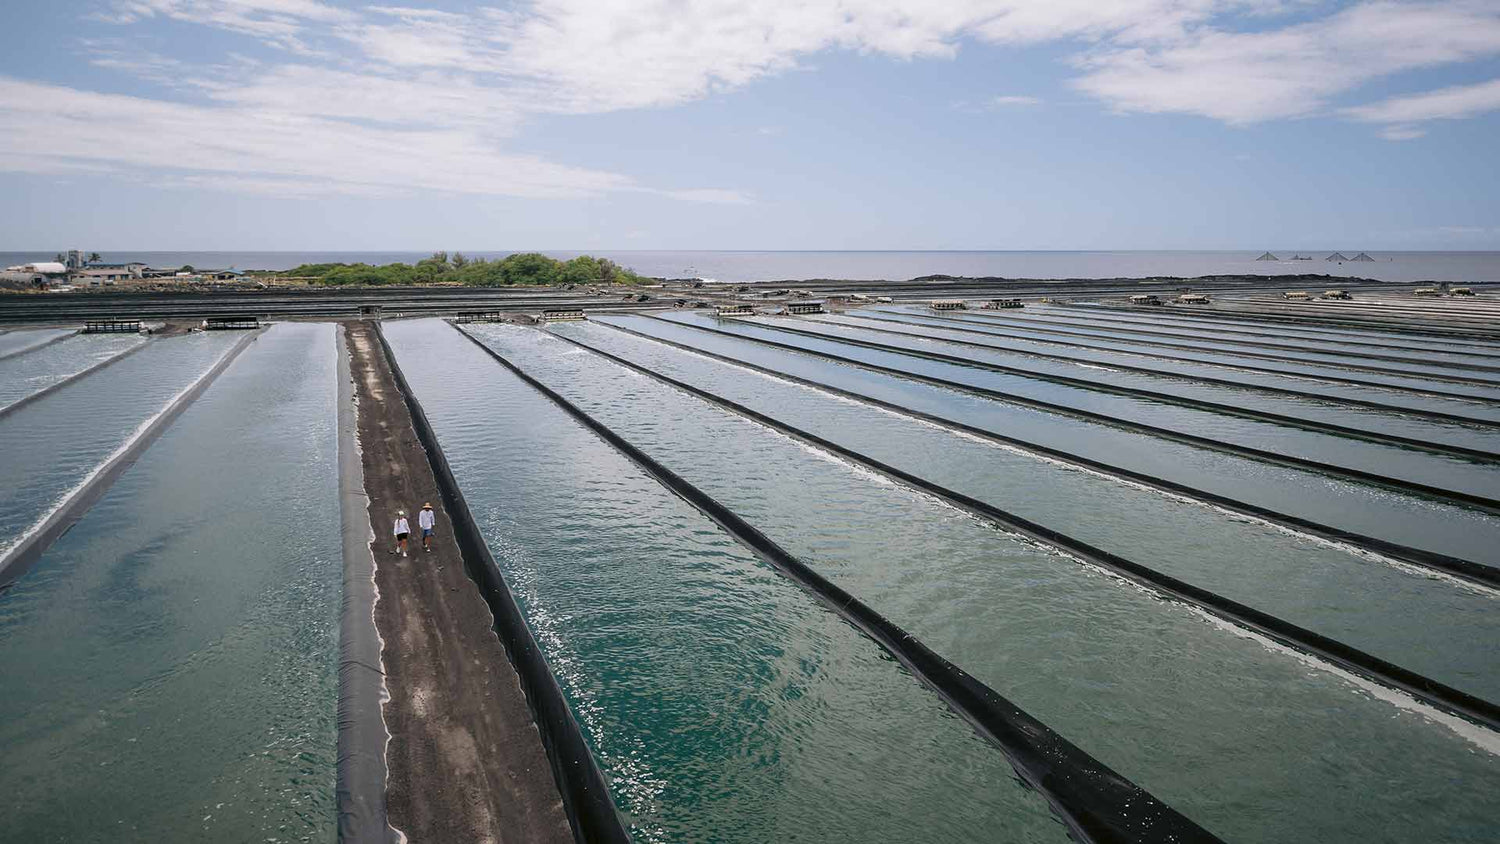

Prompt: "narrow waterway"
[900,308,1500,401]
[837,311,1500,428]
[632,312,1500,562]
[723,316,1500,499]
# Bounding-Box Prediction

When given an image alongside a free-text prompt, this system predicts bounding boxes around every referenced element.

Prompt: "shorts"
[396,532,410,541]
[421,528,434,538]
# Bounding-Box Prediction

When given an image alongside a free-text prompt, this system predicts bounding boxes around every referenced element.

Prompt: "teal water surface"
[0,333,144,411]
[0,323,342,842]
[383,318,1069,844]
[472,321,1500,843]
[0,332,244,563]
[550,320,1500,700]
[635,312,1500,563]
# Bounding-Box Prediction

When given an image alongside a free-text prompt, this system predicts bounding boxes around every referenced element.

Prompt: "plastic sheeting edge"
[455,322,1224,844]
[649,315,1500,517]
[0,329,261,590]
[336,325,401,844]
[593,317,1499,586]
[0,337,153,422]
[372,321,631,844]
[543,325,1500,734]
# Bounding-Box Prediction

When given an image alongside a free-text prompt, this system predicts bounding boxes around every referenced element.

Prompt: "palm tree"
[87,252,102,263]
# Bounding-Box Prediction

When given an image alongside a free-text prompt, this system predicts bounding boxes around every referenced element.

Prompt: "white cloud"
[486,0,1246,114]
[200,64,524,129]
[1072,1,1500,124]
[42,0,1500,203]
[103,0,355,46]
[1377,124,1427,140]
[0,77,630,199]
[1344,76,1500,131]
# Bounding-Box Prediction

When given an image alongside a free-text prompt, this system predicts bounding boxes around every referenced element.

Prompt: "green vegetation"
[283,252,650,287]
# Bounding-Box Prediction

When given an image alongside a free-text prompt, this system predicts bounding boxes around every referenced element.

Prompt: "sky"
[1,0,1498,251]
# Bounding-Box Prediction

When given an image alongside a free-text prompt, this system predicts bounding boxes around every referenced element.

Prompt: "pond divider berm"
[925,309,1500,388]
[450,321,1224,844]
[1071,301,1500,342]
[0,329,80,363]
[592,318,1499,586]
[899,308,1500,404]
[949,307,1500,360]
[0,338,153,421]
[735,318,1500,463]
[533,325,1500,736]
[333,327,399,844]
[650,315,1500,517]
[366,322,626,844]
[0,330,261,590]
[839,312,1500,424]
[946,308,1500,369]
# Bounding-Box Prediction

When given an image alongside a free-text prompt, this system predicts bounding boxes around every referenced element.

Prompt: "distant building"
[18,261,68,275]
[0,261,69,289]
[71,262,147,285]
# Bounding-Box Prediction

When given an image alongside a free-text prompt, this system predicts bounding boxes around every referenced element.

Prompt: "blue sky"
[1,0,1498,251]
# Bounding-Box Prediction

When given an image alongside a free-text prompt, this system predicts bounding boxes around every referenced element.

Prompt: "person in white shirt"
[418,503,437,552]
[393,510,411,557]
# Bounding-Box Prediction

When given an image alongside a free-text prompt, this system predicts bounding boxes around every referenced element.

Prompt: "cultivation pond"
[383,319,1067,843]
[0,303,1495,844]
[0,333,144,412]
[0,324,341,841]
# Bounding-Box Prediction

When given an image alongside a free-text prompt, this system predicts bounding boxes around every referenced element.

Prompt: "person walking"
[418,502,437,551]
[393,509,411,557]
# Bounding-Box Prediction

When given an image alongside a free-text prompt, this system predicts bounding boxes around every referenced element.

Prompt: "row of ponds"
[0,300,1497,842]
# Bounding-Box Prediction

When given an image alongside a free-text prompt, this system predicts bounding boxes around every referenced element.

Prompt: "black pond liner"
[539,325,1500,736]
[0,328,80,363]
[591,318,1499,588]
[453,321,1225,844]
[0,330,261,590]
[650,315,1500,518]
[1082,303,1500,343]
[901,307,1500,404]
[839,311,1500,426]
[373,322,631,844]
[0,337,154,422]
[964,307,1500,360]
[941,309,1500,374]
[919,308,1500,388]
[335,327,400,844]
[741,318,1500,464]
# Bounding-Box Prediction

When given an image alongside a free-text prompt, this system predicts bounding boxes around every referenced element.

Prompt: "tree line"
[280,252,650,287]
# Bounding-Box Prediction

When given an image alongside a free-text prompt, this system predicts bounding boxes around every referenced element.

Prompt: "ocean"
[3,251,1499,284]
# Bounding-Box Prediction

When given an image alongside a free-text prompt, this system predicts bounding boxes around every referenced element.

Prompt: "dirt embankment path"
[345,321,571,843]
